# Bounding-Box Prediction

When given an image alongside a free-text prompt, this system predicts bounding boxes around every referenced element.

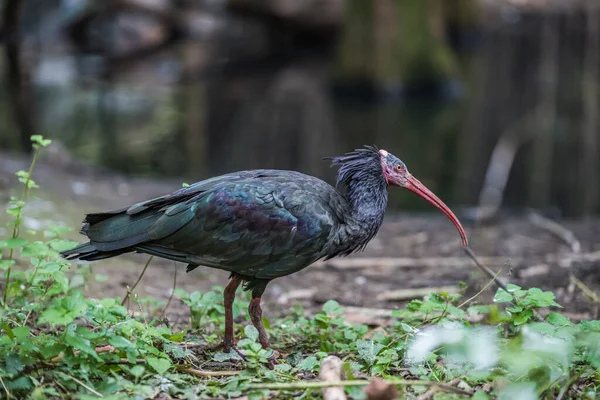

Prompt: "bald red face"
[378,149,468,246]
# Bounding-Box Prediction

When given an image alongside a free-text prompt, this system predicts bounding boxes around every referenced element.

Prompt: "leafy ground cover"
[1,137,599,399]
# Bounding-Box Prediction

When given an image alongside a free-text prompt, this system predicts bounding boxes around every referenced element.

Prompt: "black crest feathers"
[326,145,383,187]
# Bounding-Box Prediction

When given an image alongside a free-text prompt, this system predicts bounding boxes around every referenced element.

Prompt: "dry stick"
[180,367,240,377]
[464,246,544,322]
[556,373,581,400]
[463,247,508,293]
[159,262,178,320]
[51,345,115,363]
[377,286,460,302]
[528,212,581,254]
[58,371,103,398]
[0,374,9,399]
[319,356,346,400]
[248,379,471,396]
[121,256,153,306]
[458,268,502,309]
[569,275,600,304]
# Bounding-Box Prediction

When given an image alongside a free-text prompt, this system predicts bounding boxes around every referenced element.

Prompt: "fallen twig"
[569,274,600,304]
[278,288,317,304]
[180,367,241,377]
[248,379,471,396]
[319,356,346,400]
[0,374,9,399]
[417,378,468,400]
[58,371,103,397]
[377,286,459,302]
[51,345,115,363]
[317,251,600,272]
[343,306,394,318]
[458,268,502,309]
[159,262,178,320]
[316,256,515,270]
[122,256,153,306]
[464,246,508,292]
[528,212,581,253]
[464,246,544,322]
[556,372,581,400]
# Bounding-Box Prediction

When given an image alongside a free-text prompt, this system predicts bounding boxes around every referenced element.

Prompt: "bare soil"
[2,150,600,327]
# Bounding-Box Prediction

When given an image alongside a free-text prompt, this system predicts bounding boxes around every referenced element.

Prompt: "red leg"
[249,297,270,349]
[222,275,242,352]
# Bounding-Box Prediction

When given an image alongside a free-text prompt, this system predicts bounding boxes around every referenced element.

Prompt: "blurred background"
[0,0,599,218]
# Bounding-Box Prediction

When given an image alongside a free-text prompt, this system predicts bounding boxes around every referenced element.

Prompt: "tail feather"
[62,189,195,263]
[60,242,131,261]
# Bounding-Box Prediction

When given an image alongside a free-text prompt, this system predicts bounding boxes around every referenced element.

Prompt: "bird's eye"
[395,164,403,171]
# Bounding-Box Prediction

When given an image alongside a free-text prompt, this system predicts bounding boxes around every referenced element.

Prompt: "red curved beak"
[405,175,468,246]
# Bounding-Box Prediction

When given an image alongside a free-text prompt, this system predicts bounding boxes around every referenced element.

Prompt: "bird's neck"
[346,176,388,224]
[327,176,388,258]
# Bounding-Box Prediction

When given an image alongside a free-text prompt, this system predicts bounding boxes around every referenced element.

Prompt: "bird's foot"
[215,339,280,369]
[266,349,280,370]
[214,340,247,361]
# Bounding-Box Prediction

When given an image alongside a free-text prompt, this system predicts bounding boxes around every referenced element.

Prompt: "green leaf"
[213,351,243,362]
[245,325,259,342]
[522,288,561,308]
[499,382,537,400]
[322,300,344,316]
[6,206,22,216]
[167,332,185,342]
[129,365,145,379]
[296,355,319,371]
[262,317,271,330]
[513,309,533,325]
[472,391,491,400]
[2,320,14,342]
[49,239,80,253]
[493,289,513,303]
[0,238,28,249]
[274,363,292,372]
[6,376,33,391]
[38,305,81,326]
[31,135,52,147]
[5,354,23,374]
[65,333,100,360]
[581,320,600,333]
[547,312,572,326]
[506,283,522,292]
[108,335,134,349]
[356,339,384,366]
[147,357,171,375]
[12,326,30,340]
[0,260,16,270]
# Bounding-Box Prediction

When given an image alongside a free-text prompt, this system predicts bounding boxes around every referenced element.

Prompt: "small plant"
[493,284,560,327]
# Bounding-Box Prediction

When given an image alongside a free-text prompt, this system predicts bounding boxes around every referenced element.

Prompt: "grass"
[1,136,599,399]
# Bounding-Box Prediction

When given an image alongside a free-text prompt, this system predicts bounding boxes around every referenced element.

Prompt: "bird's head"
[377,148,468,246]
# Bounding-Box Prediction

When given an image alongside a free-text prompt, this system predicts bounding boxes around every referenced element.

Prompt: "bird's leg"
[249,297,270,349]
[222,274,243,353]
[249,281,272,349]
[248,291,279,369]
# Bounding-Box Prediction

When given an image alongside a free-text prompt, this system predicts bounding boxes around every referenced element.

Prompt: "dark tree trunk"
[2,0,34,153]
